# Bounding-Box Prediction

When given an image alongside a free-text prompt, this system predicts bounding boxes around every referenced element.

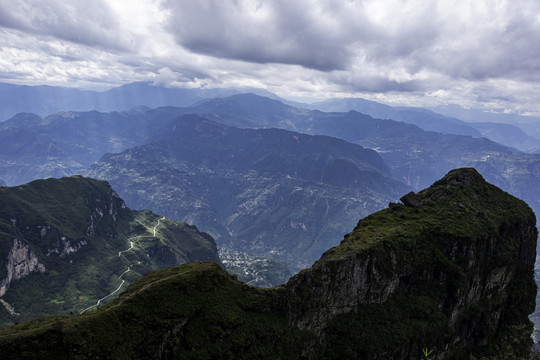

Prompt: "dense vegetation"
[0,262,310,359]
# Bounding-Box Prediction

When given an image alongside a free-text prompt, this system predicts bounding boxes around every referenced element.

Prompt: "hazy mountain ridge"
[468,121,540,153]
[0,169,535,359]
[309,97,482,137]
[0,109,176,186]
[309,97,540,152]
[184,94,540,226]
[2,80,539,152]
[0,176,220,327]
[0,82,283,122]
[85,115,409,270]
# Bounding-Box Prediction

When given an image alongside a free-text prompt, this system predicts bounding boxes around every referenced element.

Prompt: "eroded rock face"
[0,239,46,297]
[400,191,423,207]
[85,187,128,237]
[286,168,537,359]
[287,251,402,331]
[46,237,87,258]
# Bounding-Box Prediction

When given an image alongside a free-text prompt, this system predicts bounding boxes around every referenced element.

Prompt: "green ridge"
[0,176,220,327]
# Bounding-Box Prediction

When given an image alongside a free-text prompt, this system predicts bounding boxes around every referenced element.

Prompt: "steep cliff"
[0,176,220,327]
[0,169,536,359]
[287,168,538,359]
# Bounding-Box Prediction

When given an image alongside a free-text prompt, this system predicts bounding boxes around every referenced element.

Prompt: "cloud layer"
[1,0,540,114]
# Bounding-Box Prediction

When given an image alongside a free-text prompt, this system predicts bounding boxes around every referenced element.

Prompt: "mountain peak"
[432,167,486,187]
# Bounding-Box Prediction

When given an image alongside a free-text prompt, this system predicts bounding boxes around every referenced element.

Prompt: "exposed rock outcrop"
[84,185,129,237]
[0,239,46,297]
[400,190,423,207]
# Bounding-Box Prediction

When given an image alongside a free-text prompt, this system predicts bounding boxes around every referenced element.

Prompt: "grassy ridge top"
[0,262,305,359]
[321,168,536,263]
[0,175,126,240]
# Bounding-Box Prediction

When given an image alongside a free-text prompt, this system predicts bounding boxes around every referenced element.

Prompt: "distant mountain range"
[2,81,539,152]
[1,91,539,255]
[0,81,279,122]
[85,115,409,270]
[306,97,540,153]
[0,176,220,327]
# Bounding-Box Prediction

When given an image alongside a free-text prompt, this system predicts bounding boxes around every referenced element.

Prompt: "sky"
[1,0,540,115]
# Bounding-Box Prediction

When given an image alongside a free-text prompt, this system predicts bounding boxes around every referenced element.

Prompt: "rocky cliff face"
[0,169,536,360]
[287,168,537,359]
[0,239,46,297]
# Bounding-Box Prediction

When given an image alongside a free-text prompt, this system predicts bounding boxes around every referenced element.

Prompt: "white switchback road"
[79,216,165,314]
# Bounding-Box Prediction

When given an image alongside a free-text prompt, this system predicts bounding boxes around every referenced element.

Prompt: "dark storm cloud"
[163,0,374,71]
[160,0,445,93]
[0,0,135,52]
[330,72,426,93]
[162,0,540,91]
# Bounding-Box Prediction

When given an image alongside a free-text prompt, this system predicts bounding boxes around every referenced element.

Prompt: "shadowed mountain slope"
[184,94,540,229]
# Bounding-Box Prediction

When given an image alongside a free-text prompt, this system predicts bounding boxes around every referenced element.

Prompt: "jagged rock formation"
[0,239,46,297]
[400,190,423,207]
[0,176,220,327]
[0,169,536,359]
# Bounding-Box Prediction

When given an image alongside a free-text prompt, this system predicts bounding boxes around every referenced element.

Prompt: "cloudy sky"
[0,0,539,114]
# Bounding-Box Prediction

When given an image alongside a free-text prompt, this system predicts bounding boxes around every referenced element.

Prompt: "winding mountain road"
[80,216,165,314]
[154,217,165,236]
[118,241,133,257]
